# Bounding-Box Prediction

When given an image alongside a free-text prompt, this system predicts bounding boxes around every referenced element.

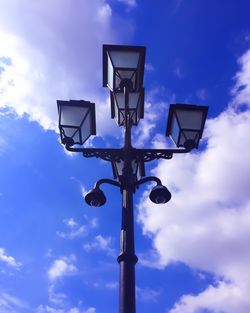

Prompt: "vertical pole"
[117,188,138,313]
[117,81,137,313]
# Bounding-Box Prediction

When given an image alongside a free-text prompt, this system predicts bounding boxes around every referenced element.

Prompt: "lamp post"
[57,44,208,313]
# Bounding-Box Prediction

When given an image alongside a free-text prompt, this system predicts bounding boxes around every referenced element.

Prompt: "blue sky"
[0,0,250,312]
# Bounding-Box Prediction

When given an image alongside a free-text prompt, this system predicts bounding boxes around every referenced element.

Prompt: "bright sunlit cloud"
[48,257,78,281]
[138,47,250,313]
[0,248,22,269]
[0,0,120,136]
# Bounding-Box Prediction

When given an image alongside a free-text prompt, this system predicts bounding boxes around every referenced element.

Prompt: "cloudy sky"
[0,0,250,312]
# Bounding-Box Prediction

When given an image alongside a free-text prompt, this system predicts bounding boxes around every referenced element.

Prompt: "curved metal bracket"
[65,145,192,163]
[66,146,122,162]
[136,176,162,189]
[95,178,120,189]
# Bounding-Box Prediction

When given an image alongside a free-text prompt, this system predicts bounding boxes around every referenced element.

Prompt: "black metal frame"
[65,145,192,163]
[166,103,208,148]
[57,100,96,146]
[110,88,144,125]
[58,45,208,313]
[103,44,146,92]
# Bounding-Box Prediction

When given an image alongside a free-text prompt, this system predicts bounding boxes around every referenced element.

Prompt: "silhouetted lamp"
[85,187,106,207]
[57,100,96,147]
[166,104,208,150]
[112,159,145,181]
[149,184,172,204]
[103,44,146,92]
[110,89,144,126]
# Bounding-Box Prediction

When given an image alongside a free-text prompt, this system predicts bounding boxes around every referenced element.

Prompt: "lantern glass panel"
[58,100,96,146]
[108,56,114,89]
[103,45,146,91]
[81,111,91,143]
[131,160,145,180]
[179,130,199,146]
[60,104,88,126]
[109,51,140,68]
[112,159,144,181]
[116,159,124,176]
[175,110,203,129]
[171,116,180,144]
[115,70,136,90]
[111,89,144,126]
[62,127,80,143]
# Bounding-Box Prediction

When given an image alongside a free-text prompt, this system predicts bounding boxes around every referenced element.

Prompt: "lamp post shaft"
[117,85,137,313]
[118,188,137,313]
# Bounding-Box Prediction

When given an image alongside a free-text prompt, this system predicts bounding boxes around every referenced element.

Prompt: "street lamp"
[103,44,145,92]
[57,44,208,313]
[57,100,96,147]
[166,103,208,150]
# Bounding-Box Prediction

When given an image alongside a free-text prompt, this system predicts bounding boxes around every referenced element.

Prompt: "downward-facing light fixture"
[85,187,106,207]
[149,185,172,204]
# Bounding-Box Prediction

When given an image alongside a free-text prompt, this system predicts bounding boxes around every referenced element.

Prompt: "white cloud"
[145,63,155,72]
[231,49,250,109]
[169,281,250,313]
[0,248,22,268]
[0,292,27,313]
[57,217,98,240]
[97,3,112,20]
[136,287,161,302]
[173,65,183,78]
[48,257,78,281]
[68,309,96,313]
[64,218,78,228]
[117,0,137,8]
[48,285,67,307]
[105,281,118,289]
[83,235,115,256]
[36,305,64,313]
[196,88,208,101]
[132,88,176,148]
[83,308,96,313]
[138,48,250,313]
[36,306,96,313]
[133,101,164,147]
[57,225,86,240]
[0,0,125,138]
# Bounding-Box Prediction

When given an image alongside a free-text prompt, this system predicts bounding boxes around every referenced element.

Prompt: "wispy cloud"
[0,248,22,269]
[36,305,96,313]
[173,65,183,78]
[105,281,119,289]
[48,256,78,281]
[57,217,98,240]
[196,88,208,101]
[136,287,161,302]
[231,48,250,110]
[145,63,155,72]
[48,285,67,306]
[133,101,163,147]
[0,292,28,313]
[83,235,115,256]
[117,0,137,8]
